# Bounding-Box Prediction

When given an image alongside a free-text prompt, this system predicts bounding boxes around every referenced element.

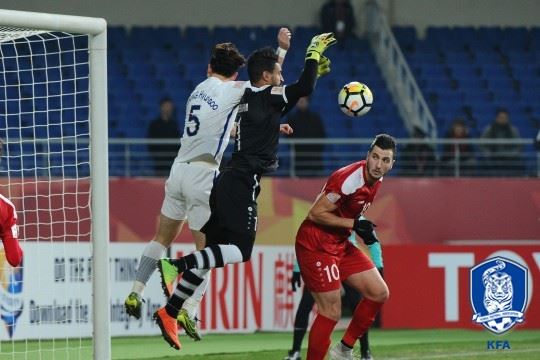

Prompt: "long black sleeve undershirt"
[282,59,318,115]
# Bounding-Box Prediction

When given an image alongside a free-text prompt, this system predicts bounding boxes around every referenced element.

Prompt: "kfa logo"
[470,257,528,334]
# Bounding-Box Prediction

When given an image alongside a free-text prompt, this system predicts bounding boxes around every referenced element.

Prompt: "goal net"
[0,10,109,360]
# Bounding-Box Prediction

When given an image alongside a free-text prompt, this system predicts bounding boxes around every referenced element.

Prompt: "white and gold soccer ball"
[337,81,373,117]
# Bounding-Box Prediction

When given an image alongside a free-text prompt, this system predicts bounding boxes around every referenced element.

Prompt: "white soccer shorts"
[161,161,218,231]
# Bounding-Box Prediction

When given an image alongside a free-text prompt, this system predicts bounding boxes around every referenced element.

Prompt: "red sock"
[342,298,383,347]
[307,314,337,360]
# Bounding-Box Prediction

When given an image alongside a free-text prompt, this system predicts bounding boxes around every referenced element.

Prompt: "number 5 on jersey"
[187,105,201,136]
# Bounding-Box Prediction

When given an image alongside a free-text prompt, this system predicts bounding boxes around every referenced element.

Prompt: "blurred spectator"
[480,108,523,176]
[286,97,326,177]
[400,127,437,176]
[147,97,181,176]
[441,118,476,176]
[320,0,357,42]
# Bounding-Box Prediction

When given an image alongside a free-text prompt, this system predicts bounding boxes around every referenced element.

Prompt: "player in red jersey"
[0,141,23,267]
[295,134,396,360]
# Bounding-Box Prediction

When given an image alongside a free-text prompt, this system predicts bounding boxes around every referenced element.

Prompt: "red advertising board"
[382,245,540,329]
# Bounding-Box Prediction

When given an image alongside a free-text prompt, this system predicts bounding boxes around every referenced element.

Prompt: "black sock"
[291,327,307,352]
[360,331,369,353]
[171,254,191,273]
[165,269,205,318]
[171,245,231,272]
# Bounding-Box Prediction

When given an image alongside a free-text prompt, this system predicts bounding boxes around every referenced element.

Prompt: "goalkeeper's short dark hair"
[210,43,246,77]
[247,47,278,84]
[369,134,397,156]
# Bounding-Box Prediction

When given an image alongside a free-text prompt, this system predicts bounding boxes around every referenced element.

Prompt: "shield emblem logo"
[470,256,528,334]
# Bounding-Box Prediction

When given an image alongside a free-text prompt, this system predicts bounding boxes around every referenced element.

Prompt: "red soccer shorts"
[295,241,374,293]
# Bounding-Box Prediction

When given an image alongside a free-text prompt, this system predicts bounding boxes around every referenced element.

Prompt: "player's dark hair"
[159,96,173,105]
[369,134,397,156]
[496,107,509,116]
[210,42,246,77]
[247,47,278,83]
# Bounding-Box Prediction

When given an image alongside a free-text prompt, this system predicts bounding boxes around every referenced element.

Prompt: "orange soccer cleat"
[153,307,181,350]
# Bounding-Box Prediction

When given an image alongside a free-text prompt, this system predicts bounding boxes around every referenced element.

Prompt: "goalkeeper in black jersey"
[154,33,337,350]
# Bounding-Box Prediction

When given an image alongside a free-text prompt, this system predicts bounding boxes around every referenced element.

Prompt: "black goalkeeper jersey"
[227,59,318,174]
[229,85,288,174]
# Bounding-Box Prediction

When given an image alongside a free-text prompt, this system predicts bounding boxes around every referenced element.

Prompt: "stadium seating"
[7,25,536,176]
[396,25,539,136]
[101,25,407,175]
[394,25,539,174]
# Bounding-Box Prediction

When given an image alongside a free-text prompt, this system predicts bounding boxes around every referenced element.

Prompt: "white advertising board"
[0,243,301,340]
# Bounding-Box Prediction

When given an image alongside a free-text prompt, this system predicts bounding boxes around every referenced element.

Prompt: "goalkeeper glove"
[291,271,302,292]
[305,32,337,62]
[353,218,379,245]
[317,55,331,78]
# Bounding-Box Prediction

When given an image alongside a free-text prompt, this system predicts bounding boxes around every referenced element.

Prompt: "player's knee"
[317,300,341,321]
[321,306,341,321]
[235,232,255,262]
[239,244,253,262]
[370,283,390,303]
[378,286,390,303]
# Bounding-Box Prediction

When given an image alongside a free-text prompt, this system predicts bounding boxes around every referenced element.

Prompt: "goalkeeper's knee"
[233,232,256,262]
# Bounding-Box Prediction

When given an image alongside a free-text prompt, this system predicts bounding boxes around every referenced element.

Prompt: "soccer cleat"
[157,258,179,298]
[124,292,143,319]
[283,350,301,360]
[153,307,181,350]
[177,308,202,341]
[329,343,355,360]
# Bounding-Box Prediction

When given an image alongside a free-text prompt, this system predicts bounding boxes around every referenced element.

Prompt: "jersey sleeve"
[321,171,347,207]
[0,201,23,267]
[267,86,288,108]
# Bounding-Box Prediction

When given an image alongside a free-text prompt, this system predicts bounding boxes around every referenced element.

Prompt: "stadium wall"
[3,177,537,244]
[1,0,539,28]
[104,177,537,245]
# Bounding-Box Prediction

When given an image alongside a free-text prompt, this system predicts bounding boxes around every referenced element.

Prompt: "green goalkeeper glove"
[317,55,331,78]
[305,32,337,62]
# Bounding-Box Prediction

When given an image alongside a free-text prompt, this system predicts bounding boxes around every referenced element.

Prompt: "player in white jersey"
[125,29,292,343]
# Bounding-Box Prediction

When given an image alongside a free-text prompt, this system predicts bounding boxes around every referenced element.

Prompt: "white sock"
[182,269,210,319]
[132,240,167,294]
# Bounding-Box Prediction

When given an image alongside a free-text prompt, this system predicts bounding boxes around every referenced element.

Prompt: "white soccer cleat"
[329,343,355,360]
[283,350,301,360]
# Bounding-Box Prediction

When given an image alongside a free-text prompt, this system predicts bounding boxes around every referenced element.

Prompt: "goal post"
[0,9,109,360]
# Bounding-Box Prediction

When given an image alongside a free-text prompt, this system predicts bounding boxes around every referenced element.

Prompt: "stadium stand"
[394,25,539,174]
[104,25,406,175]
[3,25,537,176]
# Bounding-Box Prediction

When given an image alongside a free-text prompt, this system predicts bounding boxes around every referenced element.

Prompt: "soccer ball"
[337,82,373,117]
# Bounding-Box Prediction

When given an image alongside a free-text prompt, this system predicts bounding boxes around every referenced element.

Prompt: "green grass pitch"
[1,329,539,359]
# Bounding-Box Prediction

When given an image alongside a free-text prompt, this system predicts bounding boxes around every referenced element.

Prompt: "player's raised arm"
[283,32,337,107]
[276,27,291,67]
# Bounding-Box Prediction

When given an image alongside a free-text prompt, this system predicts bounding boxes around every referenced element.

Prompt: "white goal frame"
[0,9,110,359]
